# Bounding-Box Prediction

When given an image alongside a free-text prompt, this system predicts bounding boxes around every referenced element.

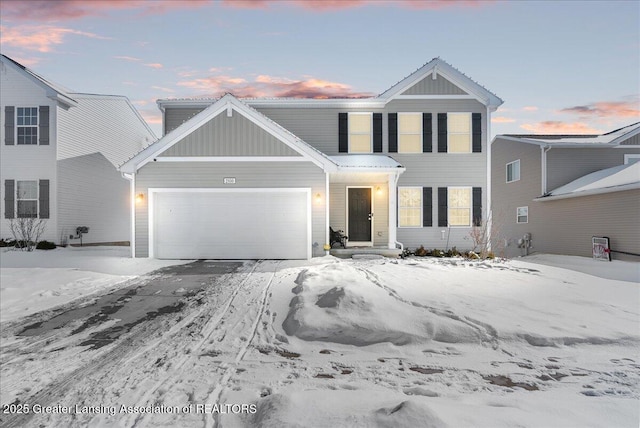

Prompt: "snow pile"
[283,262,481,346]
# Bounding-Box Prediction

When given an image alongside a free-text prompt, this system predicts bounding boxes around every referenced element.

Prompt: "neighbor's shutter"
[438,187,448,227]
[422,113,432,153]
[388,113,398,153]
[422,187,432,227]
[39,106,50,145]
[338,113,348,153]
[437,113,447,153]
[472,187,482,226]
[373,113,382,153]
[39,180,50,219]
[472,113,481,153]
[5,180,15,219]
[5,106,14,145]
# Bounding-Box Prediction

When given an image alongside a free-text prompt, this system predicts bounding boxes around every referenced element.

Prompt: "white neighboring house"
[1,54,156,245]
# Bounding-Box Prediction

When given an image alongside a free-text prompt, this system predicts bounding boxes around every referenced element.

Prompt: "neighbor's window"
[17,107,38,145]
[517,206,528,224]
[398,187,422,227]
[448,187,471,226]
[398,113,422,153]
[348,113,372,153]
[17,180,38,218]
[448,113,471,153]
[624,154,640,164]
[506,159,521,183]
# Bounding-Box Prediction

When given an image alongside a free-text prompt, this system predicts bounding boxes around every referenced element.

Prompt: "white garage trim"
[148,187,312,259]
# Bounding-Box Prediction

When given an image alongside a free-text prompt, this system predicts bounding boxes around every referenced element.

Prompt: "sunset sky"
[1,0,638,138]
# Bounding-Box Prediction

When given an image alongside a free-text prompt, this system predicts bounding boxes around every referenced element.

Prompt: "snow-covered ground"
[0,246,188,322]
[0,250,638,427]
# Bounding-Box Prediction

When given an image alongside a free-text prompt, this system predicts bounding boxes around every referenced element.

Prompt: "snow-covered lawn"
[0,246,189,322]
[0,249,638,427]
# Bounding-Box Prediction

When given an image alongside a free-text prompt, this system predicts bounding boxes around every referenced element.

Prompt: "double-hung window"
[517,206,528,224]
[506,160,520,183]
[398,113,422,153]
[448,187,471,226]
[348,113,372,153]
[17,107,38,145]
[398,187,422,227]
[17,180,38,218]
[447,113,471,153]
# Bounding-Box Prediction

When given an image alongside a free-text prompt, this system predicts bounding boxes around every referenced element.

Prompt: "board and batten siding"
[164,107,205,135]
[134,161,326,258]
[401,74,468,96]
[0,59,58,242]
[160,112,302,157]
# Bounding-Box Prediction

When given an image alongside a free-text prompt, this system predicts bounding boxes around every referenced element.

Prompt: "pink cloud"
[522,106,538,112]
[222,0,492,10]
[114,56,163,69]
[144,63,163,69]
[1,25,109,52]
[114,55,142,62]
[177,73,373,99]
[560,100,640,119]
[151,86,176,94]
[491,116,516,123]
[520,121,603,134]
[1,0,209,22]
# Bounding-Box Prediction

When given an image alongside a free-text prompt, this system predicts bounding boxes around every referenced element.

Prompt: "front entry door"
[348,187,372,244]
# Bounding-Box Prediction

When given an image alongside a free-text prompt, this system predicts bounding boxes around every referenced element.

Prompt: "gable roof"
[536,161,640,201]
[497,122,640,148]
[378,58,503,110]
[120,94,339,173]
[1,54,78,108]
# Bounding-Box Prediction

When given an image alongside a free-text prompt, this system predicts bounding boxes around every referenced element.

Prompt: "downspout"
[486,106,492,251]
[393,173,403,251]
[325,172,330,248]
[122,172,135,258]
[541,145,552,195]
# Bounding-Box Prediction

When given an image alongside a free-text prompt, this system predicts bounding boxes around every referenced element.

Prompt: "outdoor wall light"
[315,193,322,203]
[376,186,382,195]
[135,193,145,204]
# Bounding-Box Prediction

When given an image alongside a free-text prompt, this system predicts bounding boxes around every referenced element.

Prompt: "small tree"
[9,217,47,251]
[468,210,505,259]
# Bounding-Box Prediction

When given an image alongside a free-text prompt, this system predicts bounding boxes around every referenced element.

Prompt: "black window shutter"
[39,106,50,145]
[5,180,15,219]
[472,113,481,153]
[472,187,482,226]
[437,113,447,153]
[5,106,15,145]
[388,113,398,153]
[422,187,432,227]
[423,113,432,153]
[438,187,448,227]
[373,113,382,153]
[338,113,348,153]
[39,179,50,219]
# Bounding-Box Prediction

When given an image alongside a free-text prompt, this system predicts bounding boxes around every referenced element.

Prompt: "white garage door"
[152,189,310,260]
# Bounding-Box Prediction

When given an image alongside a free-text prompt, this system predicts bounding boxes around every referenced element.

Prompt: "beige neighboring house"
[491,122,640,261]
[1,54,156,245]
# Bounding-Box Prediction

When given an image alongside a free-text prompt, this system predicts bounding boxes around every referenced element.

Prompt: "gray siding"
[134,161,326,257]
[160,112,301,157]
[620,133,639,145]
[401,75,468,96]
[492,138,640,261]
[165,108,205,135]
[547,147,640,191]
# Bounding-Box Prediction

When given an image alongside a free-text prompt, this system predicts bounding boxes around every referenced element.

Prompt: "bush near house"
[0,239,17,247]
[402,246,495,260]
[36,240,57,250]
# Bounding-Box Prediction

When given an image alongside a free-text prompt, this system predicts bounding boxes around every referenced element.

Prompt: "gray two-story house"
[491,123,640,261]
[120,58,503,259]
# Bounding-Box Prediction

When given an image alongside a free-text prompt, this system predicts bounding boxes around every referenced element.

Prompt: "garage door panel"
[153,190,309,259]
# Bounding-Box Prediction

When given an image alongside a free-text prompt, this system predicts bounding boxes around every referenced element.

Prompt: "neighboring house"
[120,58,503,259]
[491,123,640,261]
[1,55,156,245]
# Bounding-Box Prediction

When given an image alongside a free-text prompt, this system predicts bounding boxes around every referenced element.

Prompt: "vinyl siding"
[160,111,301,157]
[164,107,205,135]
[401,75,468,95]
[547,147,640,191]
[0,60,58,242]
[620,133,639,145]
[134,161,326,257]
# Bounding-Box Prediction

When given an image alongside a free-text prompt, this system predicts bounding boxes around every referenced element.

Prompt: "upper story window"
[506,159,521,183]
[398,113,422,153]
[17,107,38,145]
[447,113,471,153]
[348,113,372,153]
[398,187,422,227]
[17,180,38,218]
[448,186,471,226]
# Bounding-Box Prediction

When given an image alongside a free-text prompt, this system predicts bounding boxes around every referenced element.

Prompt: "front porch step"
[329,246,402,259]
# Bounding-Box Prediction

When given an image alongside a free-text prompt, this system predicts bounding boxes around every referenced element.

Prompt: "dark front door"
[348,187,372,242]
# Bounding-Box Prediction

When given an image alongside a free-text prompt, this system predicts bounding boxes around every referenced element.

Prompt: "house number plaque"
[223,177,236,184]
